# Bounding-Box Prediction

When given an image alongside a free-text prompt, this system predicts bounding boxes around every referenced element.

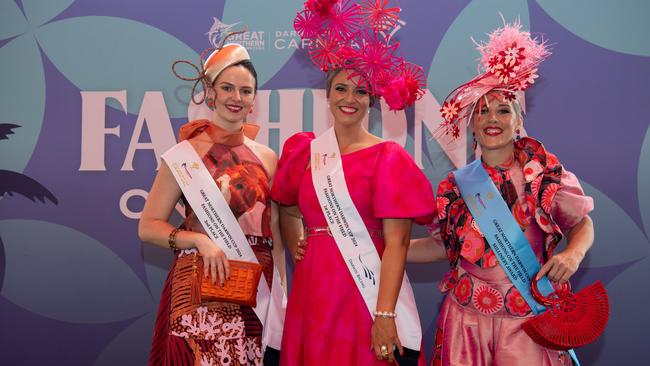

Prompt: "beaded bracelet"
[373,310,397,319]
[168,228,181,250]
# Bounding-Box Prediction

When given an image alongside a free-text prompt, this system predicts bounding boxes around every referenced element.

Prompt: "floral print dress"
[430,137,594,366]
[149,120,276,366]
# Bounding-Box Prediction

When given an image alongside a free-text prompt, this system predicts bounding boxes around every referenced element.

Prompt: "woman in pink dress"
[271,68,435,366]
[409,20,595,365]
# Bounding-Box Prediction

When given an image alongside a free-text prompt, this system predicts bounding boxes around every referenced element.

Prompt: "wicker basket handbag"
[171,252,263,317]
[522,277,609,350]
[196,255,263,307]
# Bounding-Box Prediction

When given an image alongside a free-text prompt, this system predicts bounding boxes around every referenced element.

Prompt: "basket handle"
[530,276,570,306]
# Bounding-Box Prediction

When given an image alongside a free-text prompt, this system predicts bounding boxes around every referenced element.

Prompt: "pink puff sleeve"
[551,168,594,232]
[373,142,436,225]
[270,132,314,206]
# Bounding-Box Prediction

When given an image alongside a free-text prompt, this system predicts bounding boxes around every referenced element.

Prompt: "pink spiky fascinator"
[294,0,426,111]
[438,16,551,139]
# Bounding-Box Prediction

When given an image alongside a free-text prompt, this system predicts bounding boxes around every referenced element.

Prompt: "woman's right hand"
[294,239,307,262]
[195,235,230,286]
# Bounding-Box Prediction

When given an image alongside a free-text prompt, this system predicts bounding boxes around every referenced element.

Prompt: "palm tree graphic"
[0,123,59,288]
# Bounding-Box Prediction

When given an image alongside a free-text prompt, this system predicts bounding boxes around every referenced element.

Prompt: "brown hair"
[325,68,375,107]
[213,59,258,93]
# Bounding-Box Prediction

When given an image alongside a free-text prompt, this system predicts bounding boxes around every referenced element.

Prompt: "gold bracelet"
[168,228,181,250]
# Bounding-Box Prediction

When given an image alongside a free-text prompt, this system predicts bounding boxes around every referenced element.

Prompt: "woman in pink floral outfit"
[409,19,595,366]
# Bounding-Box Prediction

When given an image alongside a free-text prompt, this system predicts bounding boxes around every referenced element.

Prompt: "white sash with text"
[162,140,285,350]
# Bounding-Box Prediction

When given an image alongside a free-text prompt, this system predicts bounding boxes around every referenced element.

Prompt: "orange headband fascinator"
[172,26,250,106]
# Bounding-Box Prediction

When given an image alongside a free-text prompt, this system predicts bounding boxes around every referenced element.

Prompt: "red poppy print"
[546,152,560,169]
[437,196,450,219]
[453,274,473,305]
[530,175,543,198]
[504,286,531,316]
[483,249,498,268]
[439,269,458,293]
[541,183,559,214]
[523,160,543,182]
[437,178,454,195]
[512,200,529,228]
[535,207,555,234]
[472,284,504,315]
[460,228,485,263]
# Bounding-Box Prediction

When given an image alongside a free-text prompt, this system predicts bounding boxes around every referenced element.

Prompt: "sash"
[454,159,580,365]
[161,140,285,351]
[310,127,422,350]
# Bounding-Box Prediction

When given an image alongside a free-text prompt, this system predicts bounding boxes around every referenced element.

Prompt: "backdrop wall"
[1,0,649,364]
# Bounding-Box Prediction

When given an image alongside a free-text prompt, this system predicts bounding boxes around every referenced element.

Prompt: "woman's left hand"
[536,248,584,284]
[371,317,403,363]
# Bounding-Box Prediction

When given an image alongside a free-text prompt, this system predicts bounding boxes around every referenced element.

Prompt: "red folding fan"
[521,277,610,350]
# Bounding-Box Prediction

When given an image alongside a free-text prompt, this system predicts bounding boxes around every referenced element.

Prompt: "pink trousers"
[431,262,573,366]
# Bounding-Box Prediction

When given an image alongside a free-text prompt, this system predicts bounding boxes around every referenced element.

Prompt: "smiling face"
[210,64,256,126]
[470,92,523,152]
[327,69,371,127]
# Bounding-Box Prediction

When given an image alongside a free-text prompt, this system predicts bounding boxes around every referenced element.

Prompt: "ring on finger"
[380,345,390,358]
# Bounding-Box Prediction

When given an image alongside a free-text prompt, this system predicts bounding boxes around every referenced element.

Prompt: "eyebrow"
[497,103,511,108]
[218,81,253,89]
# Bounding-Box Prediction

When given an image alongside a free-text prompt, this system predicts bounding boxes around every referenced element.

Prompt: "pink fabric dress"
[431,138,594,366]
[271,132,436,366]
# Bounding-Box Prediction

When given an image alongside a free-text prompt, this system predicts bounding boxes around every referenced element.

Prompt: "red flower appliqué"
[504,286,531,316]
[472,284,504,315]
[499,42,526,67]
[453,274,473,305]
[494,62,517,84]
[440,99,460,122]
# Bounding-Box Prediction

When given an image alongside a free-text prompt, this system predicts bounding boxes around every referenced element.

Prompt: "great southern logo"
[181,161,200,179]
[207,17,265,51]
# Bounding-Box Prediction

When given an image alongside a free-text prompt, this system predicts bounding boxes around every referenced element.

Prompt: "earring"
[206,97,216,111]
[472,132,477,150]
[515,128,521,141]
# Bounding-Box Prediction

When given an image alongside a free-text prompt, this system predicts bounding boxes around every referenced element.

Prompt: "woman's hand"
[371,317,403,362]
[536,216,594,284]
[536,248,583,284]
[294,239,307,262]
[195,235,230,286]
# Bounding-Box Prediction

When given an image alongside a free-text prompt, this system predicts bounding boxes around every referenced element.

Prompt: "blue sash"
[454,159,580,365]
